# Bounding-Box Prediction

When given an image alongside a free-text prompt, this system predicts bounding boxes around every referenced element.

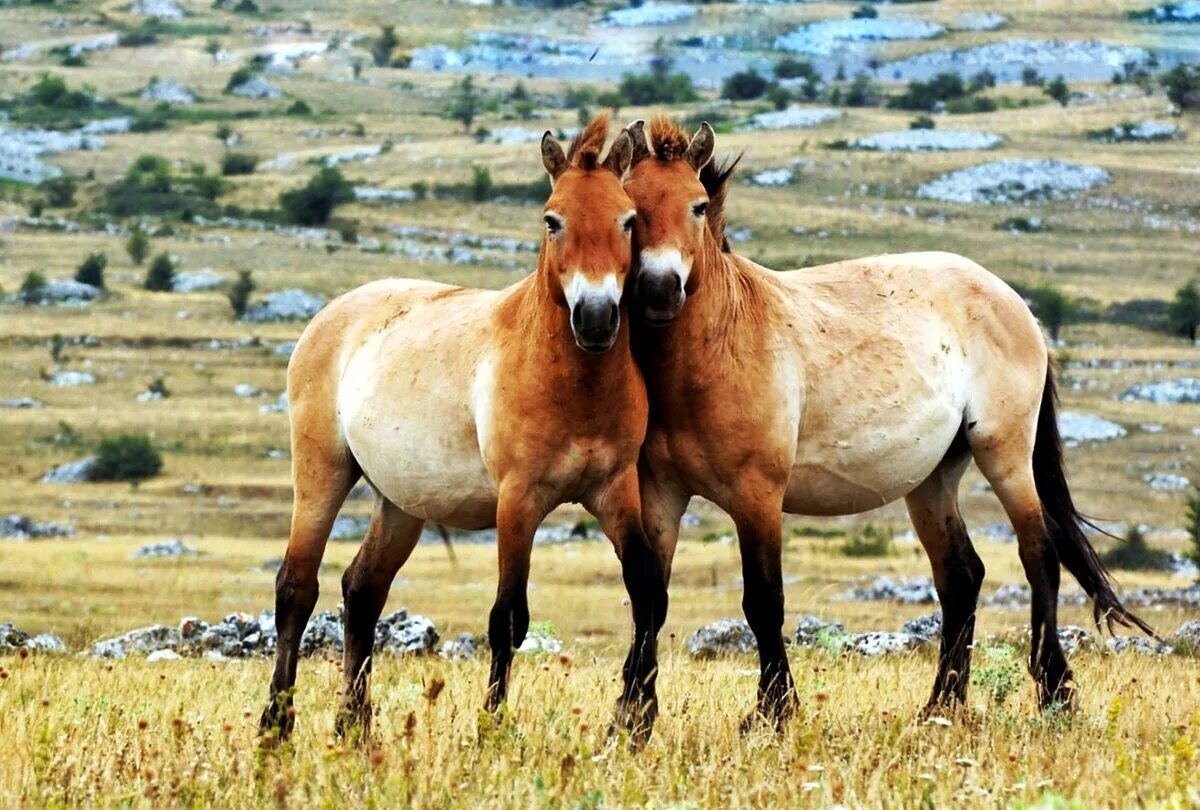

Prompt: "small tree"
[1031,285,1074,341]
[372,24,399,67]
[220,152,258,176]
[910,115,935,130]
[74,252,107,290]
[215,123,234,147]
[19,270,47,304]
[450,75,482,133]
[88,434,163,484]
[720,69,770,101]
[228,270,255,318]
[851,3,877,19]
[126,229,150,265]
[143,252,176,292]
[1021,67,1043,87]
[1161,64,1200,110]
[1044,75,1071,107]
[1167,280,1200,341]
[40,176,76,207]
[969,69,997,92]
[1185,488,1200,572]
[471,165,493,202]
[279,167,353,226]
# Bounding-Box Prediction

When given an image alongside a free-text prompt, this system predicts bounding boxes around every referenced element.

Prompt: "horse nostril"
[571,305,583,333]
[607,303,619,330]
[673,273,682,295]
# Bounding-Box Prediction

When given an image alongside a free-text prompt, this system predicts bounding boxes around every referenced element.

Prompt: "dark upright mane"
[567,112,611,170]
[699,153,742,253]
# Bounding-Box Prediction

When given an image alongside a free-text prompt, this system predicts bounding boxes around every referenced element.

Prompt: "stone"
[885,40,1151,84]
[241,289,325,322]
[1058,412,1126,444]
[775,18,943,56]
[330,514,370,540]
[230,76,283,100]
[233,384,261,398]
[40,457,97,484]
[748,168,793,187]
[1104,635,1173,655]
[131,0,184,18]
[1,397,42,408]
[1121,379,1200,405]
[140,79,195,105]
[374,610,440,654]
[40,280,101,302]
[842,576,939,604]
[259,392,288,414]
[147,649,182,662]
[901,612,943,643]
[0,623,67,653]
[439,632,480,661]
[743,107,840,132]
[917,160,1110,205]
[324,145,383,166]
[1057,626,1095,655]
[1144,473,1190,491]
[0,514,74,540]
[299,609,344,656]
[172,270,223,292]
[517,633,563,655]
[91,625,181,659]
[846,131,1002,152]
[130,539,200,559]
[600,2,695,26]
[354,186,416,203]
[687,619,756,658]
[847,632,920,657]
[47,370,96,387]
[487,127,543,146]
[952,12,1007,31]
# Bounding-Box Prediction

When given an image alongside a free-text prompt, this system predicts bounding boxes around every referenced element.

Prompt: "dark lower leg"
[737,519,793,729]
[613,532,668,739]
[929,520,985,707]
[485,588,529,712]
[260,562,320,738]
[1022,541,1074,709]
[337,568,390,736]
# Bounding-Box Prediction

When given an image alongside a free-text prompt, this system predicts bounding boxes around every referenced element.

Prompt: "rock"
[917,160,1110,205]
[1135,2,1200,23]
[241,289,325,322]
[885,40,1151,84]
[687,619,756,658]
[794,614,846,646]
[183,611,277,658]
[330,514,370,540]
[48,370,96,387]
[1121,379,1200,405]
[259,392,288,414]
[324,145,383,166]
[846,631,920,657]
[1144,473,1190,491]
[130,539,200,559]
[38,280,100,303]
[517,633,562,655]
[901,612,943,643]
[1057,626,1094,655]
[0,624,66,653]
[775,19,944,56]
[40,457,97,484]
[272,341,297,358]
[172,270,222,292]
[1091,121,1178,143]
[748,168,793,187]
[1173,621,1200,651]
[983,583,1032,608]
[147,649,182,662]
[439,632,480,661]
[230,76,283,100]
[354,186,416,203]
[1104,635,1173,655]
[299,609,344,656]
[846,130,1002,152]
[91,625,181,659]
[952,12,1007,31]
[233,383,261,398]
[375,610,440,654]
[0,514,74,540]
[600,2,696,26]
[131,0,184,18]
[140,79,195,105]
[1058,411,1126,444]
[842,576,939,604]
[26,633,67,653]
[743,107,840,131]
[1,397,42,408]
[487,127,543,146]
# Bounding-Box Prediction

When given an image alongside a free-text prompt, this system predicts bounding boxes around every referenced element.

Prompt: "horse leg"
[905,442,984,711]
[484,483,551,713]
[973,448,1074,710]
[336,497,424,740]
[731,484,793,731]
[259,438,357,740]
[638,461,690,584]
[589,466,668,748]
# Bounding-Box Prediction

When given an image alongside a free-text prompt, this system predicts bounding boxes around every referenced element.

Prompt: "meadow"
[1,0,1199,805]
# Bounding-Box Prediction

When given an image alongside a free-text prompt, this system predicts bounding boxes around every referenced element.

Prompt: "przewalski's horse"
[259,115,667,742]
[622,117,1153,728]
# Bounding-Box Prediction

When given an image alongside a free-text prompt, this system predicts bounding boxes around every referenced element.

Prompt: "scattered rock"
[1144,473,1190,491]
[233,383,261,398]
[885,40,1151,83]
[40,457,97,484]
[298,609,343,656]
[1057,626,1095,655]
[1133,2,1200,23]
[130,539,200,559]
[324,145,383,166]
[748,168,793,186]
[847,631,921,657]
[846,130,1002,152]
[600,2,696,26]
[47,370,96,387]
[259,392,288,414]
[1090,121,1178,143]
[147,649,182,662]
[330,514,369,540]
[917,160,1110,205]
[1,397,42,408]
[1104,635,1173,655]
[517,632,563,655]
[241,289,325,322]
[688,619,756,658]
[901,612,943,643]
[272,341,297,358]
[1058,411,1126,444]
[375,610,440,655]
[775,19,944,56]
[39,279,101,303]
[140,79,196,105]
[354,186,416,203]
[130,0,184,18]
[0,514,74,540]
[1120,379,1200,405]
[952,12,1007,31]
[0,623,66,653]
[794,614,846,646]
[91,625,181,659]
[1174,621,1200,651]
[67,33,119,58]
[172,270,223,292]
[230,76,283,100]
[439,632,480,661]
[841,576,938,604]
[743,106,840,131]
[488,127,544,146]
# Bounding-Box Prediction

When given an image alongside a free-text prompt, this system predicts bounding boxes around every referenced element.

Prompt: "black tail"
[1032,365,1157,638]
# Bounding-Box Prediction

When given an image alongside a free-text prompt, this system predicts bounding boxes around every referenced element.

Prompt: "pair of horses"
[259,114,1152,744]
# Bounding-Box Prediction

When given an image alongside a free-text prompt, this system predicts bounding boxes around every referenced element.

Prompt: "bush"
[995,216,1046,233]
[279,167,353,226]
[143,252,176,292]
[1043,75,1071,107]
[373,24,399,67]
[220,152,258,176]
[909,115,935,130]
[1161,64,1200,110]
[146,376,170,399]
[286,100,312,116]
[1186,488,1200,573]
[1021,67,1043,87]
[971,644,1022,706]
[223,65,255,93]
[721,69,770,101]
[19,270,47,304]
[1028,285,1074,341]
[1099,526,1176,571]
[844,74,877,107]
[839,524,892,557]
[101,154,225,220]
[449,75,481,132]
[471,165,493,202]
[969,69,997,92]
[888,72,966,111]
[851,3,877,18]
[88,434,163,483]
[126,230,150,265]
[1167,280,1200,341]
[40,176,76,207]
[775,57,819,82]
[228,270,255,317]
[74,252,107,289]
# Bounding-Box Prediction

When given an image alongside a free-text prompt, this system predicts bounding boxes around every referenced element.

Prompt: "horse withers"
[622,117,1153,728]
[259,115,667,744]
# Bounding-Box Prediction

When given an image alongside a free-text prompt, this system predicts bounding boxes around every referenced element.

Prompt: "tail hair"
[1032,365,1157,638]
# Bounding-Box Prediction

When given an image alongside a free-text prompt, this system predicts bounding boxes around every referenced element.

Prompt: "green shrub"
[19,270,47,304]
[40,176,77,208]
[851,3,877,18]
[1186,488,1200,575]
[888,72,966,111]
[909,115,935,130]
[372,24,399,67]
[1043,75,1071,106]
[1167,280,1200,341]
[1021,67,1043,87]
[143,252,176,292]
[279,167,353,226]
[126,229,150,265]
[74,252,107,289]
[1028,285,1074,341]
[471,165,493,202]
[995,216,1047,234]
[220,152,258,176]
[101,154,225,220]
[844,74,877,107]
[839,524,892,557]
[1099,526,1176,571]
[449,75,482,132]
[1161,64,1200,110]
[88,434,163,483]
[286,100,313,116]
[972,643,1022,706]
[224,66,255,93]
[721,69,770,101]
[228,270,255,318]
[969,69,997,92]
[775,57,819,82]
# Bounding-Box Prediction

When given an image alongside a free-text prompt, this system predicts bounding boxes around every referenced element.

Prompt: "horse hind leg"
[904,436,983,711]
[336,497,425,741]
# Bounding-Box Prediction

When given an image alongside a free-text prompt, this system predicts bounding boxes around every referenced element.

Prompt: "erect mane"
[699,153,742,252]
[566,112,611,171]
[649,116,690,162]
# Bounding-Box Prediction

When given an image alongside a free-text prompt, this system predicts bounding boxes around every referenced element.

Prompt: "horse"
[621,117,1153,730]
[258,114,667,743]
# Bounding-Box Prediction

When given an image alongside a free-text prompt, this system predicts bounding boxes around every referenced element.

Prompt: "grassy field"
[2,0,1199,805]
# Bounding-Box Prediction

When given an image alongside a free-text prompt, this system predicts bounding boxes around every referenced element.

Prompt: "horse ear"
[626,119,651,166]
[541,131,567,182]
[602,130,632,177]
[684,122,715,172]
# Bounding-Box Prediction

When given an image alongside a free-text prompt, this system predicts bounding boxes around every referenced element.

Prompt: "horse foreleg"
[638,460,690,585]
[732,485,793,732]
[336,499,424,741]
[485,483,549,713]
[590,466,668,749]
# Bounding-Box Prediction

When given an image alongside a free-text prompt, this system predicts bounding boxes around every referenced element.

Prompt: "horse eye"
[692,202,708,218]
[621,216,635,233]
[544,215,562,235]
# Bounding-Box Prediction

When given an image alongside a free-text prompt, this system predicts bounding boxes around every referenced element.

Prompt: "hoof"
[258,703,295,743]
[1038,681,1078,713]
[334,703,372,743]
[608,695,657,751]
